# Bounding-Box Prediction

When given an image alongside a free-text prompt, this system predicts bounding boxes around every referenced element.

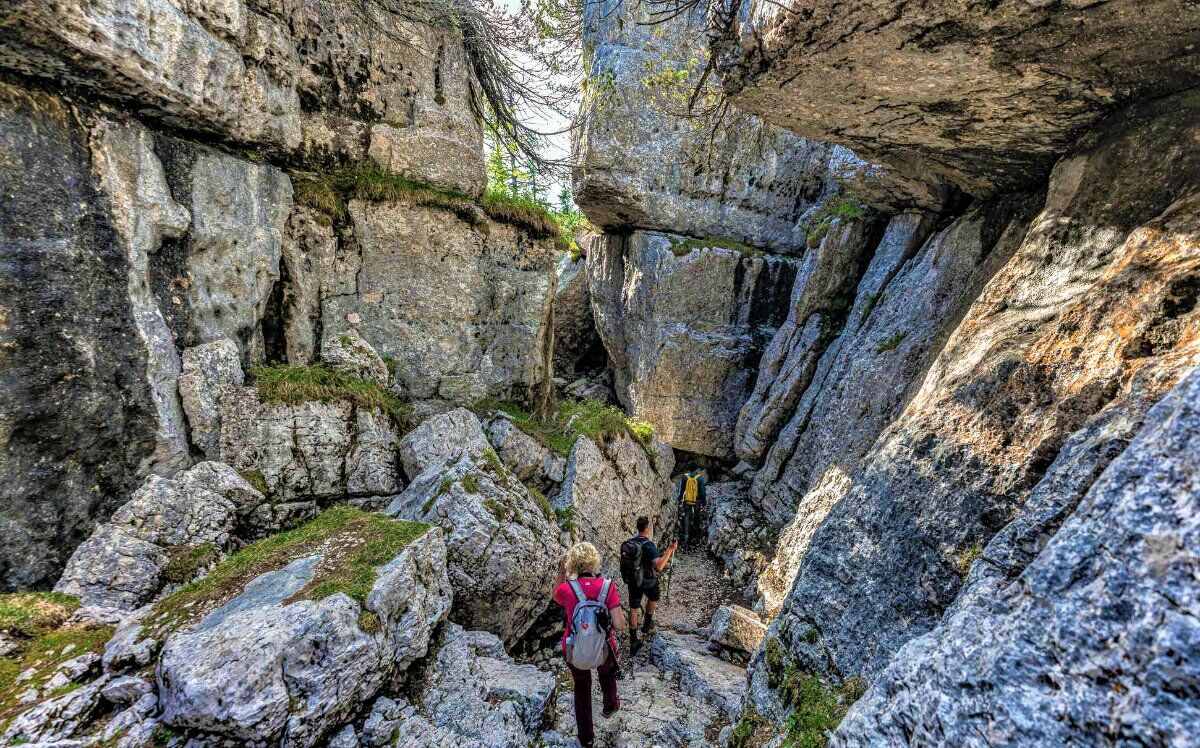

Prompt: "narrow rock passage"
[540,548,748,747]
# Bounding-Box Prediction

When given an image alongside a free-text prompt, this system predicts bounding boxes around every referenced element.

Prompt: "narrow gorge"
[0,0,1197,746]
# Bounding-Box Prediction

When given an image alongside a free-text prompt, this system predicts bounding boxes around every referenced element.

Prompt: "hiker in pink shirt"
[551,542,626,748]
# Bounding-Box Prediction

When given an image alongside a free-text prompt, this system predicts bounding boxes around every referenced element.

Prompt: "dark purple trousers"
[566,649,620,746]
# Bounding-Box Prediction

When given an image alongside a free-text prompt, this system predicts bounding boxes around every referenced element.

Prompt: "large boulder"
[156,518,451,747]
[554,433,675,578]
[397,408,491,479]
[55,462,265,614]
[587,231,797,457]
[713,0,1200,201]
[387,624,556,747]
[219,387,400,501]
[708,605,768,660]
[833,365,1200,746]
[485,417,566,490]
[387,446,565,644]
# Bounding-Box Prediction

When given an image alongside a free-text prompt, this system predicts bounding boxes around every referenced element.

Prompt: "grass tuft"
[238,468,270,496]
[145,507,427,639]
[163,543,221,585]
[806,193,867,247]
[668,235,766,259]
[249,363,407,419]
[292,164,570,247]
[474,398,654,457]
[779,670,868,747]
[522,481,555,523]
[954,540,984,576]
[554,506,577,533]
[0,593,113,732]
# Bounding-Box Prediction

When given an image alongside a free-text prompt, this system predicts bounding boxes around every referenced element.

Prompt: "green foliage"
[523,481,555,523]
[858,292,882,324]
[292,163,569,246]
[778,670,868,748]
[483,497,514,522]
[164,542,221,585]
[806,194,867,246]
[875,332,907,353]
[728,705,774,748]
[462,474,480,494]
[554,506,576,533]
[0,592,113,731]
[474,398,654,457]
[248,363,406,419]
[238,468,270,496]
[357,610,382,634]
[146,507,428,638]
[669,235,765,259]
[954,540,984,576]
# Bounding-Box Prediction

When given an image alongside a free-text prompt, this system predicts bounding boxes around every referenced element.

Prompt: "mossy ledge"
[292,164,570,248]
[145,507,429,640]
[248,363,409,421]
[474,398,654,457]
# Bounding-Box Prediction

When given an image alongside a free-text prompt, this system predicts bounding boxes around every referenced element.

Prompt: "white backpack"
[565,578,613,670]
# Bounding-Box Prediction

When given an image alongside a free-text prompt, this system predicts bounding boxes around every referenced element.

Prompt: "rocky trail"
[541,548,751,747]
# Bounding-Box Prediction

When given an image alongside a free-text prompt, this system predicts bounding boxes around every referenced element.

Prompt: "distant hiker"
[677,469,707,548]
[619,516,677,655]
[552,541,625,748]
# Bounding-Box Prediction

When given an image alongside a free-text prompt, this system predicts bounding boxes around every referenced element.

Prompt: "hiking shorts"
[627,581,660,609]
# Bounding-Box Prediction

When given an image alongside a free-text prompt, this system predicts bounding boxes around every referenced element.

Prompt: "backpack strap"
[598,579,612,607]
[567,578,588,603]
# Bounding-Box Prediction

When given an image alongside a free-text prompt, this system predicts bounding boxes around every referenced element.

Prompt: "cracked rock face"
[219,387,400,501]
[387,444,566,645]
[178,339,244,460]
[587,231,798,457]
[714,0,1200,201]
[751,91,1200,700]
[574,0,834,252]
[318,199,556,410]
[834,365,1200,747]
[555,432,676,579]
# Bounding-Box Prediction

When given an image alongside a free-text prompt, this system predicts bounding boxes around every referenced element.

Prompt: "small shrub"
[954,540,984,576]
[163,542,221,585]
[238,468,269,496]
[779,670,868,748]
[554,506,576,533]
[875,332,907,353]
[248,363,405,418]
[357,610,382,634]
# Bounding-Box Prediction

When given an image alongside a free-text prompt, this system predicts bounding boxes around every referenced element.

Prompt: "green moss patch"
[668,235,766,259]
[163,543,221,585]
[806,194,867,247]
[522,481,555,523]
[248,363,406,418]
[953,540,984,576]
[779,670,867,748]
[145,507,428,639]
[475,398,654,457]
[0,593,113,731]
[292,165,569,246]
[729,705,775,748]
[238,468,270,496]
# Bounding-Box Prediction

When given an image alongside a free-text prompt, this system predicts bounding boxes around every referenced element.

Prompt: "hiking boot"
[602,699,621,719]
[630,636,643,657]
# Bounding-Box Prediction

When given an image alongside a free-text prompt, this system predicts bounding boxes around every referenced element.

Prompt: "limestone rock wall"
[574,0,835,253]
[745,91,1200,729]
[0,0,556,590]
[587,231,798,458]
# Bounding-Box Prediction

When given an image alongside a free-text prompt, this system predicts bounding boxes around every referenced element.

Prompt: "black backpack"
[620,536,652,588]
